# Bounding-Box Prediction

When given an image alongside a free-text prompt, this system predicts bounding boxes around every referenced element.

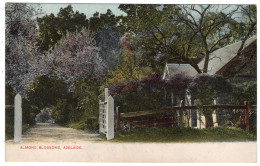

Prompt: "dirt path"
[5,123,257,162]
[4,123,257,162]
[7,123,103,144]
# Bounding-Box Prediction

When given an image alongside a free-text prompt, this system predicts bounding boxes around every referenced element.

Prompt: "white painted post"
[213,99,218,127]
[197,110,201,129]
[106,96,114,140]
[194,99,206,129]
[185,91,192,127]
[14,94,22,143]
[200,114,206,129]
[105,88,109,102]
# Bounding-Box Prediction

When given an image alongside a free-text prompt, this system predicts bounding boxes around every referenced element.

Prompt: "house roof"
[163,36,256,80]
[163,63,198,80]
[198,36,256,75]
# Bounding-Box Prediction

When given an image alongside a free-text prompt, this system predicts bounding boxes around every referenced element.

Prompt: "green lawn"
[5,123,31,140]
[111,127,256,143]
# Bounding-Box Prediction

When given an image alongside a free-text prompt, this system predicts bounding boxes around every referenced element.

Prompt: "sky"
[39,3,126,18]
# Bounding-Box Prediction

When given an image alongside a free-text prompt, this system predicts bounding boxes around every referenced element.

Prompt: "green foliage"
[109,75,165,113]
[5,85,15,140]
[53,76,101,131]
[27,75,67,109]
[228,84,257,132]
[37,6,121,53]
[22,98,37,125]
[188,74,232,127]
[228,84,257,105]
[103,33,152,89]
[188,74,232,104]
[51,99,71,125]
[89,9,119,33]
[5,84,15,105]
[116,87,164,113]
[5,85,35,140]
[70,76,101,131]
[119,4,256,73]
[37,5,88,52]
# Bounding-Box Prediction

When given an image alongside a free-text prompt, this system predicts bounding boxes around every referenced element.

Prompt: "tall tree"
[89,9,119,33]
[118,4,256,73]
[94,26,121,70]
[105,33,152,87]
[5,3,44,96]
[37,5,88,52]
[44,29,105,90]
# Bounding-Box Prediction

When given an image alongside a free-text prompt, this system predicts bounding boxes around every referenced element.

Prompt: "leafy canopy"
[118,4,256,73]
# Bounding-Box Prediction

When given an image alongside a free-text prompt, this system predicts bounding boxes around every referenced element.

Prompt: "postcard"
[3,2,257,163]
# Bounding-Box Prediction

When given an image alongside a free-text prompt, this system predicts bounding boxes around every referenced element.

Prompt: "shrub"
[188,74,232,128]
[109,75,165,113]
[66,76,101,132]
[188,74,232,104]
[27,75,68,109]
[51,99,70,125]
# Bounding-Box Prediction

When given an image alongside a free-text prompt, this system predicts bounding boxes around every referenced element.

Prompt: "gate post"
[105,88,109,102]
[244,101,250,132]
[106,96,114,140]
[14,94,22,143]
[115,106,120,135]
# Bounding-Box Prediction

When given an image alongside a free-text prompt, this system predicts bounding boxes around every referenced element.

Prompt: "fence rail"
[5,105,14,109]
[118,101,256,132]
[120,105,256,118]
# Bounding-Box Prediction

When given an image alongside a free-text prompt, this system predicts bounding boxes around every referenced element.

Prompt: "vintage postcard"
[3,1,257,163]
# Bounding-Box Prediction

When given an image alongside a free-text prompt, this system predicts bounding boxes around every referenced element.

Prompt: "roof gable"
[164,64,198,80]
[198,36,256,75]
[163,36,256,79]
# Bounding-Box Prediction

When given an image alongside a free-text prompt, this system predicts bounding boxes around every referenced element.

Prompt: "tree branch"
[209,33,232,53]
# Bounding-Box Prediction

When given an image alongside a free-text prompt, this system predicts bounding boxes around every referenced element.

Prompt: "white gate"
[99,88,114,140]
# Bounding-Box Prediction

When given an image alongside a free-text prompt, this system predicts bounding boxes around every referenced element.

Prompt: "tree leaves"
[37,5,88,52]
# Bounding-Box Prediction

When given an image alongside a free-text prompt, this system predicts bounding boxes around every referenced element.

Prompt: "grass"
[110,127,256,143]
[67,121,86,130]
[5,123,31,140]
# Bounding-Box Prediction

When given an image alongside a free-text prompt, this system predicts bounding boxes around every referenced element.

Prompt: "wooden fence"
[115,101,256,132]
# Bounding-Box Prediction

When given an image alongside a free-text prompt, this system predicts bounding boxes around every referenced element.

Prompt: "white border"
[1,1,259,166]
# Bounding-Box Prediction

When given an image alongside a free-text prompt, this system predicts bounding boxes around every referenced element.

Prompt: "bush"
[188,74,232,128]
[228,84,256,105]
[51,99,71,125]
[188,74,232,104]
[60,76,101,132]
[27,75,68,109]
[109,75,165,113]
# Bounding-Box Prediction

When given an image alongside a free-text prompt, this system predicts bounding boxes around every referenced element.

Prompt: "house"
[162,36,257,128]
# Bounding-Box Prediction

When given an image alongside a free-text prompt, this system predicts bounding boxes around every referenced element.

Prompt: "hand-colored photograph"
[4,2,257,162]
